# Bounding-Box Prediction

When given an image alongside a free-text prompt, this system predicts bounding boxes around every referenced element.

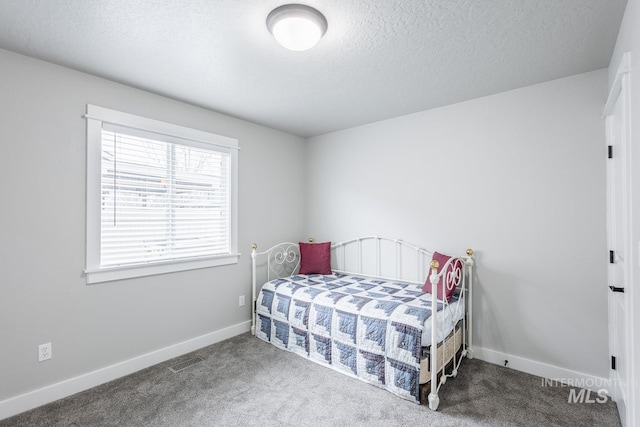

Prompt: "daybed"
[250,236,474,410]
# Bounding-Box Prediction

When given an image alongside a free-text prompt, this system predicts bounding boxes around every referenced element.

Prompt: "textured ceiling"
[0,0,628,137]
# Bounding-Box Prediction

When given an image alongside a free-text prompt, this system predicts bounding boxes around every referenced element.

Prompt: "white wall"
[306,70,609,380]
[609,0,640,424]
[0,48,306,413]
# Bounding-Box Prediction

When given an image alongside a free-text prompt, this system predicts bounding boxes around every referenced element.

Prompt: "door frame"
[603,51,634,427]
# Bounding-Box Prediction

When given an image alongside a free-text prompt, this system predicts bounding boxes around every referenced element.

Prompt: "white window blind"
[101,124,230,267]
[85,104,239,283]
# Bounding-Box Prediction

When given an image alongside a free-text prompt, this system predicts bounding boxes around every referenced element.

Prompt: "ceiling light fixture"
[266,4,328,51]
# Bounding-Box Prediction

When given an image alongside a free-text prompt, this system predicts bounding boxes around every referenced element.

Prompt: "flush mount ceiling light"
[266,4,328,51]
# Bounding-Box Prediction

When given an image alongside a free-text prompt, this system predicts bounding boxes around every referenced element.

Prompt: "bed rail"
[331,236,431,284]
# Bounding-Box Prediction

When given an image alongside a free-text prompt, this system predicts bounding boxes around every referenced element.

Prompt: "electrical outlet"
[239,295,245,307]
[38,343,52,362]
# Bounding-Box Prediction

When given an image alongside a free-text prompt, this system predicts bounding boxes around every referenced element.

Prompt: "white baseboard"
[0,320,251,421]
[473,346,611,393]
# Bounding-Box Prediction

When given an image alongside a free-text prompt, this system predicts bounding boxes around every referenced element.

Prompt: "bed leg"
[466,347,474,359]
[251,243,257,337]
[428,393,440,411]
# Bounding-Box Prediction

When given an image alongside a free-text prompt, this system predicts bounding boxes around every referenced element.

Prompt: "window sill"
[85,254,240,284]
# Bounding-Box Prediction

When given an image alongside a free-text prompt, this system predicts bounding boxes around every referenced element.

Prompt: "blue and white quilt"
[255,273,458,403]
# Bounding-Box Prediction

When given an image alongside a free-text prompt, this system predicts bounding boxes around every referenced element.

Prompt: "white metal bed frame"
[250,236,474,410]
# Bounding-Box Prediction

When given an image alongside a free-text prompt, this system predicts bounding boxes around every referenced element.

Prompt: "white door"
[605,53,631,427]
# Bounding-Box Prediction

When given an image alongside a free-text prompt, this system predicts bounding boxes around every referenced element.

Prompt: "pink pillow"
[422,251,463,302]
[299,242,332,275]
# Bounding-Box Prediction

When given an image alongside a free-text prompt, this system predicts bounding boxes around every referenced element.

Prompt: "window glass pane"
[100,129,230,267]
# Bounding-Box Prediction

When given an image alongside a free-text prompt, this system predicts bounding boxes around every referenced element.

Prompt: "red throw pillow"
[422,251,463,302]
[299,242,332,275]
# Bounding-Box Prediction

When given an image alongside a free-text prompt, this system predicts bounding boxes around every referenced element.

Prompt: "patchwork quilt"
[255,273,454,403]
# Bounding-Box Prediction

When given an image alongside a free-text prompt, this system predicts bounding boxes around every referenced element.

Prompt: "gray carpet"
[1,333,621,427]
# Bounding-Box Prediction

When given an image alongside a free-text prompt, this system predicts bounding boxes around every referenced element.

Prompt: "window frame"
[84,104,239,284]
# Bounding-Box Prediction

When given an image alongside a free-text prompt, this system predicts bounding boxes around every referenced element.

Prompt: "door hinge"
[609,250,615,264]
[611,356,617,370]
[608,145,613,159]
[609,285,625,293]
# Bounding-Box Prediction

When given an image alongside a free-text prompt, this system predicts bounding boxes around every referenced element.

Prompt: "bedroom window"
[84,105,239,284]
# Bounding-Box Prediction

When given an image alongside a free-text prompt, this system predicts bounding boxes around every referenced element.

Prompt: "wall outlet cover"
[38,343,52,362]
